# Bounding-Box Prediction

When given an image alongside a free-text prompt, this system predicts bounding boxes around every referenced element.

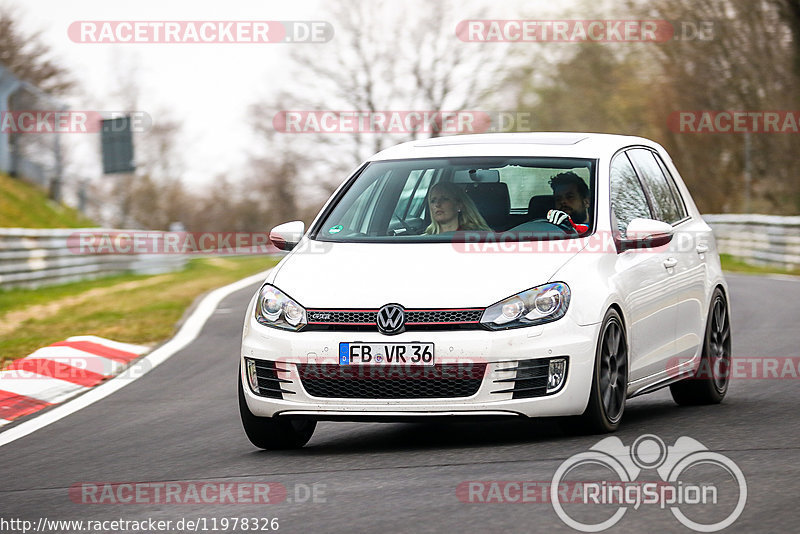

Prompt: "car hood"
[269,238,586,308]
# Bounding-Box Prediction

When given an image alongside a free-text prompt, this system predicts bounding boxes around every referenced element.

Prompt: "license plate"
[339,342,434,366]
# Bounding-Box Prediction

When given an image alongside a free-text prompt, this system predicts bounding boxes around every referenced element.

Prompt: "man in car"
[546,171,590,234]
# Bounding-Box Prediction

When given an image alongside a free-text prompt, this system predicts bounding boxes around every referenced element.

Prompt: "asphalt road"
[1,273,798,534]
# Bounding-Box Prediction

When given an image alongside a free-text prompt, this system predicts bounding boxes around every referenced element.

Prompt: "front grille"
[406,309,483,324]
[249,359,294,399]
[304,308,484,331]
[491,357,569,399]
[297,363,486,399]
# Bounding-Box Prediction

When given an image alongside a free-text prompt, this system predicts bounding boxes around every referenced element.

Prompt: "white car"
[239,132,731,449]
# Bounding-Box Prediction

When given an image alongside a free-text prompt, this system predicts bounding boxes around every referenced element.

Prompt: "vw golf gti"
[239,133,731,449]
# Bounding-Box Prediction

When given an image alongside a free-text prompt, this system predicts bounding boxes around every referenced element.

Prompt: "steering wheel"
[523,218,576,235]
[390,214,414,234]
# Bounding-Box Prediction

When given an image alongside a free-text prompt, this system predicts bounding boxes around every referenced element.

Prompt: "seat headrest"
[462,182,510,228]
[528,195,554,220]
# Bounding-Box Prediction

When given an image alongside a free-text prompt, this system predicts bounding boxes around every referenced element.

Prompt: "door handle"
[663,257,678,269]
[696,243,709,254]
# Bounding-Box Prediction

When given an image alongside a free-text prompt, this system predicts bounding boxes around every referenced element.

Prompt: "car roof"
[369,132,663,161]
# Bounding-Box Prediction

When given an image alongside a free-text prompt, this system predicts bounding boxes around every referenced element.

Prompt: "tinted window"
[610,154,651,238]
[452,165,591,211]
[338,171,390,234]
[653,155,688,221]
[315,157,596,242]
[627,149,684,224]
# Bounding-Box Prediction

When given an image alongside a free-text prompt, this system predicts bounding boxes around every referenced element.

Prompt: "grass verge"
[0,172,96,228]
[719,254,800,277]
[0,256,279,363]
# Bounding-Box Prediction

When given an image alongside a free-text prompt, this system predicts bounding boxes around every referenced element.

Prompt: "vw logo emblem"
[376,304,405,335]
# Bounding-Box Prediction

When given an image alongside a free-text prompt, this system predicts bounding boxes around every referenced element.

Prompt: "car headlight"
[481,282,570,330]
[255,284,307,331]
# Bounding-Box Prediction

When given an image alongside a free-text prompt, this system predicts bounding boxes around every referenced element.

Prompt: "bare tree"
[779,0,800,76]
[241,0,512,229]
[502,0,800,213]
[0,7,73,93]
[628,0,800,213]
[244,98,318,228]
[265,0,507,180]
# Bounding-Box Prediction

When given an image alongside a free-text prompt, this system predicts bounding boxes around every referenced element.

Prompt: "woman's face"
[428,186,461,228]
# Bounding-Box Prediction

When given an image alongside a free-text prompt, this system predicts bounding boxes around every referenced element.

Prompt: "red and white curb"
[0,268,273,448]
[0,336,149,427]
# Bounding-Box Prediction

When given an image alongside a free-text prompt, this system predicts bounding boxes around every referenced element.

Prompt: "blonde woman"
[424,182,491,234]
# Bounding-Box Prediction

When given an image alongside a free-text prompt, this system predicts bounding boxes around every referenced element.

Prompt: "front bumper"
[240,311,599,419]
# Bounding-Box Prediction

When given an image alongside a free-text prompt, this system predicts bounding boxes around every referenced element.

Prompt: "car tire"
[578,308,628,433]
[670,289,731,406]
[238,367,316,449]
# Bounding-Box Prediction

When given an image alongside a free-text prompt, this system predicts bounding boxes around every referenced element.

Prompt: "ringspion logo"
[550,435,746,532]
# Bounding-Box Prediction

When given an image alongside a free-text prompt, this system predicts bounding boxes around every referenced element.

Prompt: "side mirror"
[617,218,674,252]
[269,221,305,251]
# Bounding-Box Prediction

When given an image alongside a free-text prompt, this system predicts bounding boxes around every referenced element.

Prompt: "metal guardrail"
[1,215,797,289]
[704,214,800,270]
[0,228,187,289]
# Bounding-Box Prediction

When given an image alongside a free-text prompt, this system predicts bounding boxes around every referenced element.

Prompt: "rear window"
[453,166,591,211]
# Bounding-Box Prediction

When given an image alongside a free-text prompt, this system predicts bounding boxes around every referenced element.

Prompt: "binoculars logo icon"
[551,434,747,532]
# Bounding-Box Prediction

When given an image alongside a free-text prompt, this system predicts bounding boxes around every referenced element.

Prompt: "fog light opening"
[547,358,567,394]
[246,359,260,394]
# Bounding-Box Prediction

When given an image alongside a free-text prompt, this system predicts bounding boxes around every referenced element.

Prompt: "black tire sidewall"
[701,289,729,398]
[584,308,627,432]
[238,364,316,449]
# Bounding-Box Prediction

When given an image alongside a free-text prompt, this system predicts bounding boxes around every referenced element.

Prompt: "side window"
[610,153,651,238]
[627,149,684,224]
[339,171,390,234]
[654,155,688,221]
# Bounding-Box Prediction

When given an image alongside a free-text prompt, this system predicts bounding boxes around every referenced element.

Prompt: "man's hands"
[546,210,589,235]
[547,209,577,233]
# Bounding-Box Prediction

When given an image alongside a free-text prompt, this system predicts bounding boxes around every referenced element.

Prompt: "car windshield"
[313,157,596,243]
